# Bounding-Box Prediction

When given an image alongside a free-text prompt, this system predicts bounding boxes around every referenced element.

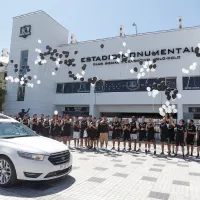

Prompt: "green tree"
[0,80,6,112]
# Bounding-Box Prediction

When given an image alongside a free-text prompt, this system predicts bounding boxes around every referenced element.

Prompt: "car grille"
[44,165,72,178]
[48,150,70,165]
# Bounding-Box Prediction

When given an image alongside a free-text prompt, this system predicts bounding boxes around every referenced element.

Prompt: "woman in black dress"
[62,114,72,147]
[168,117,175,154]
[51,115,57,139]
[146,119,156,155]
[122,119,131,151]
[174,119,186,157]
[89,117,98,150]
[54,116,62,141]
[43,115,50,137]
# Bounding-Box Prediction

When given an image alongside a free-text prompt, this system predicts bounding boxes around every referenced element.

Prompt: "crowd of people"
[12,112,200,158]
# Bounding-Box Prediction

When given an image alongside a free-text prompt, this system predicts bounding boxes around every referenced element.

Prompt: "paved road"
[0,142,200,200]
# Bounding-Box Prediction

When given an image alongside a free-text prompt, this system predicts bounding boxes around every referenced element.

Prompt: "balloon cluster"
[130,59,157,79]
[88,77,103,86]
[165,87,182,101]
[182,62,197,74]
[195,44,200,57]
[159,103,178,117]
[10,59,31,74]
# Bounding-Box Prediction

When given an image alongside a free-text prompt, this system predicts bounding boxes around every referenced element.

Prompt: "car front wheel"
[0,156,17,187]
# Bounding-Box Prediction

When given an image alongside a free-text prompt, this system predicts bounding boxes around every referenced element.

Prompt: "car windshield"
[0,122,38,138]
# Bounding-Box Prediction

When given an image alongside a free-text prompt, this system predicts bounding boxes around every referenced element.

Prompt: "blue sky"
[0,0,199,51]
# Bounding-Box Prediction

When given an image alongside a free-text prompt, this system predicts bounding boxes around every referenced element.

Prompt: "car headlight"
[17,152,45,161]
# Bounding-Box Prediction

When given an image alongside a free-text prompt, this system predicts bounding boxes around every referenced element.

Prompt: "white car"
[0,114,72,187]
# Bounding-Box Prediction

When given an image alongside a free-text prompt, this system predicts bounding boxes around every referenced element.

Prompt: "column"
[177,103,183,121]
[89,104,100,118]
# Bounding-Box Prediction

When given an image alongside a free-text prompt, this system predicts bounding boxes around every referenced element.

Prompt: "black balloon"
[65,54,69,58]
[68,71,72,74]
[14,69,18,72]
[38,61,42,65]
[39,53,43,57]
[139,61,143,65]
[53,58,56,61]
[167,95,171,100]
[165,91,170,96]
[53,49,57,53]
[59,54,63,58]
[152,64,156,69]
[172,94,177,99]
[195,47,199,54]
[26,65,29,69]
[153,58,157,63]
[80,77,84,81]
[73,77,77,80]
[72,64,76,67]
[93,77,97,82]
[134,67,138,72]
[59,61,63,64]
[100,44,104,49]
[50,56,54,60]
[55,53,59,57]
[20,69,22,72]
[24,80,28,84]
[28,76,32,80]
[74,51,78,54]
[50,52,54,56]
[14,64,18,68]
[173,89,178,94]
[27,69,30,72]
[10,60,14,63]
[46,45,50,49]
[88,78,92,83]
[149,64,152,69]
[55,67,58,71]
[82,65,86,70]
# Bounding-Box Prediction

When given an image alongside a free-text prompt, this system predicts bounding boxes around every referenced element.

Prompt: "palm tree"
[0,80,6,112]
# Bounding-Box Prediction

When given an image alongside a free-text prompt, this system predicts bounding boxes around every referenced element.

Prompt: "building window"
[17,50,28,101]
[56,82,90,93]
[183,76,200,90]
[95,77,177,93]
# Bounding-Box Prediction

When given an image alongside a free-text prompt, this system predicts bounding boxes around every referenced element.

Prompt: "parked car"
[0,114,72,187]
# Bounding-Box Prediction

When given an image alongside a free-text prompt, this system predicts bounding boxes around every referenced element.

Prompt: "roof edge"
[13,10,69,32]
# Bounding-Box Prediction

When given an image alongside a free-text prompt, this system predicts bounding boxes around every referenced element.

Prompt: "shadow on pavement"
[0,175,75,198]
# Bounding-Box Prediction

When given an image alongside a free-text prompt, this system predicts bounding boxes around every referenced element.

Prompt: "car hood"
[0,136,69,154]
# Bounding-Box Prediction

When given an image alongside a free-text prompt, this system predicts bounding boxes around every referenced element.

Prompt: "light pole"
[132,23,137,35]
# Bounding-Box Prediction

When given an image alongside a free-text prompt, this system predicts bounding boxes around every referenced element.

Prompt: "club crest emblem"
[19,25,31,38]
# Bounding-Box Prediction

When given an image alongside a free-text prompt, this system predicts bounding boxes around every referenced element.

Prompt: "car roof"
[0,114,18,123]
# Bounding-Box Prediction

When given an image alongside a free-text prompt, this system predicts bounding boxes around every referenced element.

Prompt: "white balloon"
[30,83,34,88]
[193,62,197,67]
[159,107,163,112]
[54,110,58,115]
[81,71,85,75]
[21,77,24,81]
[162,105,166,109]
[34,60,38,65]
[127,49,131,53]
[116,58,120,63]
[148,91,152,96]
[56,61,59,66]
[11,79,14,83]
[172,104,176,109]
[52,72,56,76]
[151,68,155,72]
[24,74,27,78]
[182,68,186,73]
[38,39,42,43]
[189,65,193,70]
[110,56,113,60]
[14,78,19,83]
[137,74,141,79]
[119,51,123,55]
[130,69,134,73]
[146,87,151,92]
[20,81,24,85]
[177,93,182,98]
[41,60,47,64]
[143,64,147,69]
[5,77,9,81]
[185,70,189,74]
[173,109,178,113]
[148,61,153,65]
[130,57,134,61]
[146,68,150,72]
[122,42,126,47]
[145,61,149,65]
[33,75,37,79]
[8,76,12,80]
[37,80,41,84]
[125,53,128,57]
[165,101,170,106]
[141,72,145,76]
[198,43,200,48]
[140,68,144,72]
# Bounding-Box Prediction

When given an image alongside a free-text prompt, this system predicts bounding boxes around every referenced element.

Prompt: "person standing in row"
[22,114,30,127]
[80,115,88,148]
[196,125,200,158]
[174,119,186,157]
[38,114,44,135]
[89,117,98,150]
[31,114,38,133]
[62,114,71,147]
[87,115,93,147]
[123,119,131,151]
[43,115,50,137]
[50,115,57,139]
[160,117,170,155]
[15,114,22,122]
[96,116,102,149]
[54,116,62,141]
[99,116,109,150]
[130,116,138,151]
[168,117,175,154]
[146,119,156,155]
[137,116,147,152]
[186,120,196,156]
[73,116,80,148]
[111,116,122,151]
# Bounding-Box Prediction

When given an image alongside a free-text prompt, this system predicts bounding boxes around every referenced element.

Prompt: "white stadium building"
[4,10,200,121]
